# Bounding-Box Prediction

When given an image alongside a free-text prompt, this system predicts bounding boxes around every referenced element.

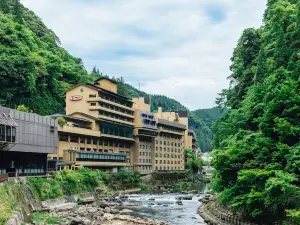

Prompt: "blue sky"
[21,0,267,110]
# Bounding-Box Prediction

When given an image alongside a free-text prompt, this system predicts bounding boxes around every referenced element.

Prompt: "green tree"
[0,0,10,14]
[16,104,30,112]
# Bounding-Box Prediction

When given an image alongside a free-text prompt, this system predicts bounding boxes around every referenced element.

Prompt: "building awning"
[157,118,186,130]
[57,161,75,166]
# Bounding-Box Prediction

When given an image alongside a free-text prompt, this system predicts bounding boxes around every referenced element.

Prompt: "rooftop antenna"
[138,82,141,93]
[149,93,152,112]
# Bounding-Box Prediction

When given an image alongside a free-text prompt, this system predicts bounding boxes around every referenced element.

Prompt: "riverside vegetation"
[0,168,142,225]
[211,0,300,224]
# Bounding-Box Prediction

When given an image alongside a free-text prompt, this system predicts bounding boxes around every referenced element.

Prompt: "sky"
[21,0,267,110]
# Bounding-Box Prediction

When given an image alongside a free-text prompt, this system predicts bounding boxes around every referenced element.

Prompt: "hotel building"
[153,105,187,171]
[132,98,157,174]
[49,77,135,172]
[48,78,195,173]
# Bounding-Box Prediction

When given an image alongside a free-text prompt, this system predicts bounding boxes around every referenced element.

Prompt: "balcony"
[100,133,135,142]
[87,97,134,112]
[134,128,157,137]
[158,127,184,136]
[98,115,134,126]
[76,161,130,167]
[59,126,100,137]
[89,106,134,119]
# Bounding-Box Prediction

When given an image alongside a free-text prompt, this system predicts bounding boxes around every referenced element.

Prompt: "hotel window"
[70,136,78,143]
[89,94,96,98]
[87,138,91,144]
[80,137,85,144]
[59,135,68,142]
[90,102,96,106]
[93,138,98,145]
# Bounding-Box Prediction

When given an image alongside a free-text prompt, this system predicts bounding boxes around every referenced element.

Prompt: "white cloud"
[21,0,267,110]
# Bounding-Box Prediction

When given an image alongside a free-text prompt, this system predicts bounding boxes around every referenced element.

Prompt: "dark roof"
[157,118,186,130]
[49,114,91,124]
[94,77,117,84]
[69,112,98,121]
[175,111,188,117]
[188,128,197,139]
[57,161,75,166]
[86,83,132,102]
[65,83,99,93]
[69,112,134,128]
[98,118,134,128]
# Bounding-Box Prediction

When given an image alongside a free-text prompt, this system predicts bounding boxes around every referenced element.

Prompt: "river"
[120,183,208,225]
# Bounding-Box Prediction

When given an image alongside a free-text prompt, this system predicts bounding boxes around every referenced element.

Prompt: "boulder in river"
[177,196,193,200]
[176,200,183,205]
[120,209,133,214]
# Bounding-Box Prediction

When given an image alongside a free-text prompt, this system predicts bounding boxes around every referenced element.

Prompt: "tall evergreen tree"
[0,0,10,14]
[14,0,23,23]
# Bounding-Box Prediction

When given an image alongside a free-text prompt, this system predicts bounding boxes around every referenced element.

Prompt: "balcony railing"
[87,97,134,112]
[89,106,134,119]
[98,115,134,126]
[158,127,184,136]
[59,126,100,137]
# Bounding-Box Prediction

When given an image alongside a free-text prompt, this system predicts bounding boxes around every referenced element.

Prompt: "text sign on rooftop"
[70,95,83,101]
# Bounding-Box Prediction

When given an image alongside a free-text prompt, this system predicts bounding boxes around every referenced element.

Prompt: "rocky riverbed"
[25,187,211,225]
[28,197,168,225]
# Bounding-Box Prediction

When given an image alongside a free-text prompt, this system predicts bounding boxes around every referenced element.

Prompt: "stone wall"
[198,199,280,225]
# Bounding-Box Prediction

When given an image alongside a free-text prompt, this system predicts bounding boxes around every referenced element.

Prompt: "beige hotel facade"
[48,78,197,172]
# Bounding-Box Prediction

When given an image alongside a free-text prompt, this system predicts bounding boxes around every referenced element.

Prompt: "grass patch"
[32,212,66,224]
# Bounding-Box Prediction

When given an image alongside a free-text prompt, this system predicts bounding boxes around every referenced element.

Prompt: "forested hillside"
[0,0,95,115]
[212,0,300,224]
[0,0,224,152]
[193,107,228,129]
